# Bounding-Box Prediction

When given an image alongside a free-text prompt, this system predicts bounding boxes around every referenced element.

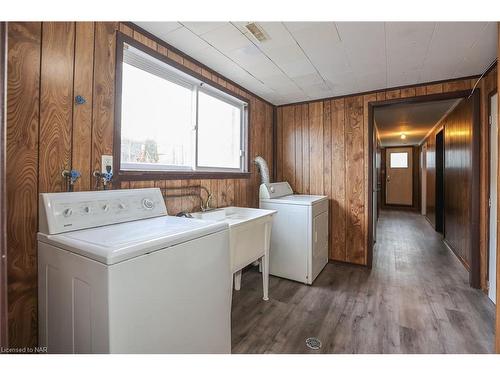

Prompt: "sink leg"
[261,255,269,301]
[234,270,242,291]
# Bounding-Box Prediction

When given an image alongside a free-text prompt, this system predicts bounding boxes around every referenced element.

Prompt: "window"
[390,152,409,168]
[117,38,248,176]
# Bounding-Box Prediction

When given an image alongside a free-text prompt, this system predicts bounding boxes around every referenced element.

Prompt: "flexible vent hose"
[254,156,270,185]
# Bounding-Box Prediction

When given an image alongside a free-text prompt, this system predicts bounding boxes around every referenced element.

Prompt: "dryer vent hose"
[254,156,270,185]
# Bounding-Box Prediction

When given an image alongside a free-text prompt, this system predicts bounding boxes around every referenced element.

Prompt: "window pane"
[390,152,408,168]
[120,63,194,169]
[197,91,242,169]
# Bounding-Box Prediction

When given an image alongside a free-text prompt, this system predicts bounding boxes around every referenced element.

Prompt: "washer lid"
[38,215,228,265]
[260,194,328,206]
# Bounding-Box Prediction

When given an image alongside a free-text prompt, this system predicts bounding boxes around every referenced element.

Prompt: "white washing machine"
[259,182,329,284]
[37,188,231,354]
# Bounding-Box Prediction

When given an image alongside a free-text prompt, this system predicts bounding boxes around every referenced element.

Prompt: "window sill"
[117,170,252,181]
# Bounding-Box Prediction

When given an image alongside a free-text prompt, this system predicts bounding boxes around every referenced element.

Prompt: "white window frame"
[118,41,249,175]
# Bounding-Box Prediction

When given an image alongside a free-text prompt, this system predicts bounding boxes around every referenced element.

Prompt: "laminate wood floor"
[231,210,496,353]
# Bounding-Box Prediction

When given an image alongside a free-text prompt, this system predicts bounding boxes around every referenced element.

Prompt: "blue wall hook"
[75,95,86,105]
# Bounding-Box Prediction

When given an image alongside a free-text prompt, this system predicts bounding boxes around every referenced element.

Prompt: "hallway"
[231,210,496,353]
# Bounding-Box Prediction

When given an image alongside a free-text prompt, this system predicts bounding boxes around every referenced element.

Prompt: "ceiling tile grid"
[134,21,497,105]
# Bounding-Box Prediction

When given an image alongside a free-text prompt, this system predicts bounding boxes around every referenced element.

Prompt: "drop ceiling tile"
[180,22,227,35]
[301,82,332,96]
[285,22,340,49]
[293,73,325,87]
[279,58,317,78]
[260,42,305,64]
[280,94,311,104]
[135,22,183,39]
[261,75,301,93]
[243,59,284,80]
[419,63,455,82]
[258,73,288,86]
[225,44,267,67]
[454,22,497,76]
[423,22,487,76]
[385,22,435,51]
[386,22,435,72]
[387,70,421,87]
[355,72,387,92]
[187,47,232,71]
[284,22,331,34]
[160,27,209,56]
[331,83,359,97]
[336,22,386,73]
[201,24,252,53]
[300,41,351,79]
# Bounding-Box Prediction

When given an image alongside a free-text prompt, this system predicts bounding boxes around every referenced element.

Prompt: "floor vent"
[305,337,322,350]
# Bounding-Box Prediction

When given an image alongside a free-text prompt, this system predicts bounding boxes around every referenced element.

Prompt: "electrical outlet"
[102,155,113,174]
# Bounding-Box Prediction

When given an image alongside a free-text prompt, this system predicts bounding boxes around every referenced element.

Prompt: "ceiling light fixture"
[400,133,407,140]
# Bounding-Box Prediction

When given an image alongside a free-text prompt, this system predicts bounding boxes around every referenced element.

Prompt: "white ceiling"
[135,22,497,105]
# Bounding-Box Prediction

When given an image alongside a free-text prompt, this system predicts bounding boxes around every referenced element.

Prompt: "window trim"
[113,32,251,181]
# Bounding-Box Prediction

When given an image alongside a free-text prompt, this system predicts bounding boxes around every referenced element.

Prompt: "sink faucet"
[200,186,213,212]
[201,193,213,212]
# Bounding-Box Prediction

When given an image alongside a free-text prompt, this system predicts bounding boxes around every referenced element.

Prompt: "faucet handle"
[205,193,213,211]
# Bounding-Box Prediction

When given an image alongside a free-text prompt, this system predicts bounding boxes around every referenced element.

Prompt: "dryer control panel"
[39,188,167,234]
[259,182,294,199]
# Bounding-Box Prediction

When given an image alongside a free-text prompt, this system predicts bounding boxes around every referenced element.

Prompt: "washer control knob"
[142,198,154,209]
[118,203,126,210]
[83,206,91,214]
[270,186,275,193]
[63,208,73,217]
[103,204,110,212]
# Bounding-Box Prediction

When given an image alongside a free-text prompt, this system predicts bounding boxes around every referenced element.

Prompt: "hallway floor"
[231,210,495,353]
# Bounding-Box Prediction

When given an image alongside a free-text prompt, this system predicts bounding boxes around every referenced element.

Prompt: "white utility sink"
[191,206,276,300]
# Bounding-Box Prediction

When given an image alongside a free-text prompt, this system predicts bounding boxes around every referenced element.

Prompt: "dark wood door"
[0,21,8,349]
[435,130,444,234]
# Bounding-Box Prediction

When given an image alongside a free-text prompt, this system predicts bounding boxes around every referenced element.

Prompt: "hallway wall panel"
[425,128,438,227]
[443,96,476,268]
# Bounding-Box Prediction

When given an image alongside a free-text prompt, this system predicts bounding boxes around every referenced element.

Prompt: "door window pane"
[390,152,408,168]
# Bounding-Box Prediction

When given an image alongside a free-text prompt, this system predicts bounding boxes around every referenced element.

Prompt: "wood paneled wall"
[6,22,273,349]
[442,96,476,268]
[277,78,478,265]
[6,22,41,349]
